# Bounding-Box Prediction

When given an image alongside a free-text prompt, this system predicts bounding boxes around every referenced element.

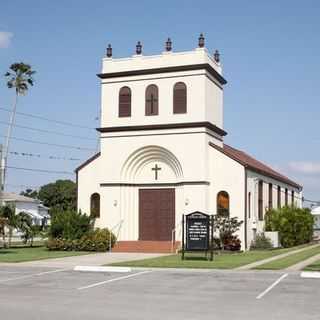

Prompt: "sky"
[0,0,319,203]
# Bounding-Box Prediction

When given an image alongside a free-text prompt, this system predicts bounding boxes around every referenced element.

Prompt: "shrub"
[46,228,116,252]
[223,235,241,251]
[250,233,273,250]
[265,206,314,248]
[48,209,94,240]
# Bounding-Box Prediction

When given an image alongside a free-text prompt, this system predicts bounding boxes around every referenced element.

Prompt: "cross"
[152,164,161,180]
[147,93,157,114]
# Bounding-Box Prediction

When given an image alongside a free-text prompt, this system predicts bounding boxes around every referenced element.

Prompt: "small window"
[217,191,230,217]
[268,183,273,210]
[173,82,187,114]
[119,87,131,117]
[291,190,295,206]
[285,188,288,206]
[145,84,159,116]
[90,193,100,218]
[277,186,281,208]
[248,192,251,219]
[258,180,263,220]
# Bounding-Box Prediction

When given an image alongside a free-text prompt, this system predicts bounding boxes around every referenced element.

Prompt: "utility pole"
[0,144,4,192]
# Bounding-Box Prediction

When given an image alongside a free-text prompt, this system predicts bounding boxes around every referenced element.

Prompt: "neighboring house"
[0,192,50,226]
[76,38,302,252]
[311,206,320,237]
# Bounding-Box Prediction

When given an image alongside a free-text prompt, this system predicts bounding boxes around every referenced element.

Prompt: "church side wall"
[246,170,302,247]
[208,146,246,249]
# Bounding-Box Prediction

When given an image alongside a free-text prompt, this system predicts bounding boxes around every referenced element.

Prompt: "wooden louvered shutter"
[119,87,131,117]
[145,85,158,115]
[173,82,187,114]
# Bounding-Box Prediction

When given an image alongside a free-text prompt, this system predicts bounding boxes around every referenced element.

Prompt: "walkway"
[286,252,320,271]
[235,244,320,270]
[0,252,167,268]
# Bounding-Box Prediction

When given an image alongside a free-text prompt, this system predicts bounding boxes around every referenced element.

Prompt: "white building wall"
[208,146,246,249]
[246,170,302,247]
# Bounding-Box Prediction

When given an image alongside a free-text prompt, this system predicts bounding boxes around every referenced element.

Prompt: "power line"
[0,106,95,130]
[0,121,97,141]
[7,166,74,175]
[5,183,40,190]
[0,134,95,151]
[9,150,81,161]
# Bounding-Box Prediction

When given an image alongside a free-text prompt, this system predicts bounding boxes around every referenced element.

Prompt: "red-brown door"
[139,189,175,241]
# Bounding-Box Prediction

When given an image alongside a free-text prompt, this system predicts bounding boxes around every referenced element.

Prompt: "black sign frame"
[182,212,214,261]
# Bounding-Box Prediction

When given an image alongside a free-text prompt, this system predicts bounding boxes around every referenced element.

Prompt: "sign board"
[185,212,210,251]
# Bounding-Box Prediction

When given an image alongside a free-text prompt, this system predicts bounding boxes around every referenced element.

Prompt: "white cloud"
[0,31,13,48]
[288,161,320,174]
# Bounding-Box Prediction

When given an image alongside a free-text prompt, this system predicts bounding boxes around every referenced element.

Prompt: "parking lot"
[0,266,319,320]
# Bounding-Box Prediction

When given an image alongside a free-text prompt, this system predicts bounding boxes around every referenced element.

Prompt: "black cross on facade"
[152,164,162,180]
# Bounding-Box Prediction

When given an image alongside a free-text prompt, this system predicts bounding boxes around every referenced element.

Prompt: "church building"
[76,35,302,252]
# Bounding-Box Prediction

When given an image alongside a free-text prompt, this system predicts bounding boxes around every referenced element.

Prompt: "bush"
[48,209,93,240]
[265,206,314,248]
[250,233,273,250]
[223,235,241,251]
[46,228,116,252]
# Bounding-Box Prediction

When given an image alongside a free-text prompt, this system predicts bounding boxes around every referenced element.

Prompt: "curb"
[74,266,132,273]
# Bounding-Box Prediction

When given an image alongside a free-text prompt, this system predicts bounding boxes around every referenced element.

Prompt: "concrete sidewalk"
[286,252,320,271]
[0,252,167,268]
[235,244,320,270]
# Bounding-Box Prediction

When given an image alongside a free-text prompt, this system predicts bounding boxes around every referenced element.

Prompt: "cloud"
[288,161,320,174]
[0,31,13,48]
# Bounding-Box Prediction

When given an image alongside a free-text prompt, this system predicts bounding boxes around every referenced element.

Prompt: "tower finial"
[106,44,112,58]
[136,41,142,55]
[198,33,205,48]
[214,49,220,63]
[165,38,172,51]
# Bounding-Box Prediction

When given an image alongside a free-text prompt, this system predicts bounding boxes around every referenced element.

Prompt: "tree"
[0,204,17,247]
[20,188,38,199]
[1,63,36,191]
[38,180,77,211]
[16,212,41,246]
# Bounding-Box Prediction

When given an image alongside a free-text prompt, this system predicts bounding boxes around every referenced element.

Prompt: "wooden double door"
[139,188,175,241]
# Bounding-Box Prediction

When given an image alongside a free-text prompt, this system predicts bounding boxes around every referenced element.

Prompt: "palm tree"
[0,204,17,247]
[1,63,36,191]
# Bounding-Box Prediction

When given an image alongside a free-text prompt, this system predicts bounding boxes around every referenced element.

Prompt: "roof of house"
[0,192,40,203]
[209,143,302,189]
[75,152,101,173]
[311,207,320,215]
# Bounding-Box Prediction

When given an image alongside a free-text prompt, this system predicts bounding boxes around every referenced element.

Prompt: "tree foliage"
[37,179,77,211]
[265,206,314,248]
[5,62,35,94]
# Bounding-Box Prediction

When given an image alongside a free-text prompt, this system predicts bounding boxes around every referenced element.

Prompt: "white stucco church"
[76,35,302,252]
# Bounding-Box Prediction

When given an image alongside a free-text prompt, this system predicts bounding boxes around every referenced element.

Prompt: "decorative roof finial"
[214,49,220,63]
[198,33,205,48]
[165,38,172,52]
[136,41,142,55]
[106,44,112,58]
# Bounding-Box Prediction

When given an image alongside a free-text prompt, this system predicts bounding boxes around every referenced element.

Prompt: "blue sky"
[0,0,319,203]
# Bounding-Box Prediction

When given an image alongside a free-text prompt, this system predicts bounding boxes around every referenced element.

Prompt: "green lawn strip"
[255,245,320,270]
[109,244,311,269]
[0,246,92,263]
[304,259,320,271]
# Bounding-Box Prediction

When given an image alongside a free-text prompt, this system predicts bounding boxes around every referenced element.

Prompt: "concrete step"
[112,241,181,253]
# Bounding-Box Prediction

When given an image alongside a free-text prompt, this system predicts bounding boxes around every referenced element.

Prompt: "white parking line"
[78,270,152,290]
[0,268,69,283]
[256,273,288,300]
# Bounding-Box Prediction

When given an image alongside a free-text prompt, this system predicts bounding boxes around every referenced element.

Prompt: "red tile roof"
[209,143,302,189]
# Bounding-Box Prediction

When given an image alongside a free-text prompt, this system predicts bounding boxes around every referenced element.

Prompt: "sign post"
[182,211,213,261]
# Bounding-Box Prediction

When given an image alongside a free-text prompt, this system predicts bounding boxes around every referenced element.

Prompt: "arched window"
[173,82,187,114]
[90,193,100,218]
[119,86,131,117]
[217,191,230,216]
[145,84,159,116]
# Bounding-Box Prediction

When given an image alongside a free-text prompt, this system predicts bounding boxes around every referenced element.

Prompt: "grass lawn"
[0,246,92,263]
[109,244,311,269]
[255,245,320,270]
[304,259,320,271]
